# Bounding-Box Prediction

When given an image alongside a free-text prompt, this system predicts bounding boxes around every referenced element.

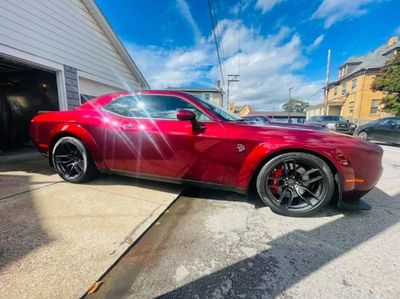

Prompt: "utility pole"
[324,48,331,116]
[288,87,293,123]
[227,74,240,110]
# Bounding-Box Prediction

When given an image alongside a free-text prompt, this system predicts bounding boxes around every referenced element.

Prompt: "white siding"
[0,0,140,90]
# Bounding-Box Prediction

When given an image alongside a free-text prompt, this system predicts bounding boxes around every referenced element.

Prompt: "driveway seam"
[0,181,63,201]
[81,184,178,205]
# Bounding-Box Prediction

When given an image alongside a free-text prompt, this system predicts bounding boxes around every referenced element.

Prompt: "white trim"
[56,70,68,110]
[0,44,68,110]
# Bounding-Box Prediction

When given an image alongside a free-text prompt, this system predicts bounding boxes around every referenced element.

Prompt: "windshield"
[322,116,347,122]
[193,95,242,121]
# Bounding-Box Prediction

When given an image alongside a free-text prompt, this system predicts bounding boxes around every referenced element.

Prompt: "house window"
[334,86,338,96]
[349,102,354,114]
[204,93,210,100]
[370,99,380,114]
[351,78,357,91]
[341,82,347,96]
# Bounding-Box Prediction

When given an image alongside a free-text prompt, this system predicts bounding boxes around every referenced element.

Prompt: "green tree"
[372,54,400,115]
[283,98,310,113]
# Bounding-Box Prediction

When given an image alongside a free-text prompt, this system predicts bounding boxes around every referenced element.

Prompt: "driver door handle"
[121,124,136,130]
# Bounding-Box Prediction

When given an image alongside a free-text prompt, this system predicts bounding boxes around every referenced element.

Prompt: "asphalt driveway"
[0,149,183,298]
[90,144,400,298]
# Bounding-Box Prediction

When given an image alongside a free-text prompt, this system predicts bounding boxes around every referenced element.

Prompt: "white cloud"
[176,0,202,41]
[255,0,286,14]
[127,41,214,88]
[126,20,325,109]
[231,0,252,15]
[312,0,383,28]
[307,34,325,51]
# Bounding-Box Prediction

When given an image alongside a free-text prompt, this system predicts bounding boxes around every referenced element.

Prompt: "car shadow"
[183,186,347,216]
[160,187,399,298]
[85,173,184,194]
[0,148,55,176]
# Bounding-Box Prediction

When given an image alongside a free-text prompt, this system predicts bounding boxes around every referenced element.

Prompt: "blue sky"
[97,0,400,109]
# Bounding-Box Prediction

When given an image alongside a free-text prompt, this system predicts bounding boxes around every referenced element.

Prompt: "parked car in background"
[30,90,383,217]
[305,115,357,134]
[355,117,400,145]
[242,115,270,125]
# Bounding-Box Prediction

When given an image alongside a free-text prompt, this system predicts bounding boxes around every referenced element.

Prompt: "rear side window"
[104,95,211,121]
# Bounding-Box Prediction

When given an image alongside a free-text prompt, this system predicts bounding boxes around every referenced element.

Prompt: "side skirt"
[101,169,247,195]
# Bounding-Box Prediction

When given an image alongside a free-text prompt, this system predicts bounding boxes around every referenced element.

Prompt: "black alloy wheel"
[52,136,97,183]
[257,152,335,217]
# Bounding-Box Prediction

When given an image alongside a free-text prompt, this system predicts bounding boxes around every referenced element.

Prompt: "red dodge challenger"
[29,91,383,217]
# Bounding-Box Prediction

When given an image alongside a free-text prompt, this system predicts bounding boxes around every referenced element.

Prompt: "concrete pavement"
[0,149,183,298]
[90,144,400,298]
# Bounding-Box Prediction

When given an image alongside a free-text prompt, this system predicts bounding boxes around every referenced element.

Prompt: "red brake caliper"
[270,167,284,194]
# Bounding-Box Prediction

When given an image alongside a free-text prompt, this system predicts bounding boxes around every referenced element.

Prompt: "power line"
[305,87,325,102]
[207,0,225,88]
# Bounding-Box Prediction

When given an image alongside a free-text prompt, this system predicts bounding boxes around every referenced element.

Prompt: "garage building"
[0,0,149,149]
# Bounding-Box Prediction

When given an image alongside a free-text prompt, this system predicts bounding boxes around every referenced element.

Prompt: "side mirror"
[177,109,196,121]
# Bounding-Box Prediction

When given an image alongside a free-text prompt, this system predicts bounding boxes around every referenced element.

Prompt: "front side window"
[380,118,400,127]
[104,95,211,121]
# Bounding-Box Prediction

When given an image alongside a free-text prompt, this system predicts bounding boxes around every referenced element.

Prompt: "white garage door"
[79,77,123,98]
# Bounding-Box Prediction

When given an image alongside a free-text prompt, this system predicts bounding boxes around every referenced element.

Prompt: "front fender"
[48,123,106,169]
[236,141,350,192]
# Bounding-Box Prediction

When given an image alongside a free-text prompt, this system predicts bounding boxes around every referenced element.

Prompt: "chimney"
[387,36,398,47]
[216,80,221,89]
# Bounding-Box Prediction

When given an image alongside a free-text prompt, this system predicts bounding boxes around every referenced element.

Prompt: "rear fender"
[48,123,106,169]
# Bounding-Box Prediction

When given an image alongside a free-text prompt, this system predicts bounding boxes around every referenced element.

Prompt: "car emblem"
[237,144,245,152]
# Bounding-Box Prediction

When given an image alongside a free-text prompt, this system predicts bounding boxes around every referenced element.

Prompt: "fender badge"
[237,144,245,152]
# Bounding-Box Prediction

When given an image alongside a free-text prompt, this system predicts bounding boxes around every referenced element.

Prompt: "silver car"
[305,115,356,134]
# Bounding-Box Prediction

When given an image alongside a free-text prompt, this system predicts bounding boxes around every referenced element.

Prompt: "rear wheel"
[256,152,335,217]
[358,131,368,140]
[52,136,97,183]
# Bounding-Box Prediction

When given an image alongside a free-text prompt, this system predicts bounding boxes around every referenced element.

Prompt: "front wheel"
[52,136,97,183]
[256,152,335,217]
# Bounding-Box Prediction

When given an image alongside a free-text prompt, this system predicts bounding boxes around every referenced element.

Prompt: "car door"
[388,119,400,144]
[107,94,228,185]
[373,119,396,142]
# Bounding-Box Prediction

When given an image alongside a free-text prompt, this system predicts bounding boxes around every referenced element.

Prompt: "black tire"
[358,131,368,141]
[52,136,97,183]
[256,152,335,217]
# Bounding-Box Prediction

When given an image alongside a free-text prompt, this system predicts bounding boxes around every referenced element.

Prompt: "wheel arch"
[48,124,104,169]
[244,147,342,203]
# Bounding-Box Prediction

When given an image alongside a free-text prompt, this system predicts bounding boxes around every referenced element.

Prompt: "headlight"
[350,124,356,129]
[326,123,336,129]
